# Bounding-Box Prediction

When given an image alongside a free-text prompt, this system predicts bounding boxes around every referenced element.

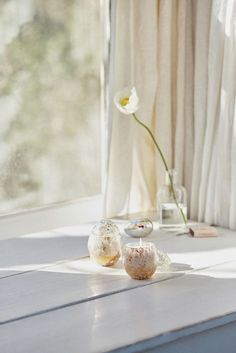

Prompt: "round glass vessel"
[124,218,153,238]
[124,242,158,280]
[88,219,121,267]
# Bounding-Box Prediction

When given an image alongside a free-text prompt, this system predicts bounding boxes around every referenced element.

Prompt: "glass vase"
[157,169,187,230]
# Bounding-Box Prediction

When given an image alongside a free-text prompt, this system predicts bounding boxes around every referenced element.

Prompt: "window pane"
[0,0,104,214]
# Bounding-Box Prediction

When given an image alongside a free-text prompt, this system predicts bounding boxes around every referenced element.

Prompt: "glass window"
[0,0,106,214]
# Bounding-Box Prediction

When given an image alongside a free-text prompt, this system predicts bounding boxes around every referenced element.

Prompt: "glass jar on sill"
[157,169,187,229]
[88,219,121,267]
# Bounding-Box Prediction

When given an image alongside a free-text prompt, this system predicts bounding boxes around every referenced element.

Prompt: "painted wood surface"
[0,228,90,279]
[2,261,236,353]
[1,222,236,352]
[0,258,183,324]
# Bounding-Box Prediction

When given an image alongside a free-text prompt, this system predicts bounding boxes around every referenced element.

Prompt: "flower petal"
[114,87,139,115]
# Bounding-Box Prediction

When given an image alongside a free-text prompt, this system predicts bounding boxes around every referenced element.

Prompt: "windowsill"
[1,218,236,352]
[0,194,103,239]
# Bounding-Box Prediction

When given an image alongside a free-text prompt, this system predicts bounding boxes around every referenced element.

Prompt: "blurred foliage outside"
[0,0,102,213]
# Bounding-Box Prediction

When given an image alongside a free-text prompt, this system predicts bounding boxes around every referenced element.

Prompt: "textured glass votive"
[124,242,158,280]
[88,234,121,266]
[88,219,121,267]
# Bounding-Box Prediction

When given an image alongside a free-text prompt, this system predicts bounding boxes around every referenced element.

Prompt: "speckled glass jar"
[88,219,121,267]
[124,242,158,280]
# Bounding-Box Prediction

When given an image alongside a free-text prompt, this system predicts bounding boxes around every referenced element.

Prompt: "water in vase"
[157,169,187,230]
[159,203,187,228]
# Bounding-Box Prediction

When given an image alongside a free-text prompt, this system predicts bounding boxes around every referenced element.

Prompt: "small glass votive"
[124,242,158,280]
[88,219,121,267]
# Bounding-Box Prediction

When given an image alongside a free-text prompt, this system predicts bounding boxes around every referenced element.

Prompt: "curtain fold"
[105,0,236,230]
[190,0,212,219]
[105,0,158,217]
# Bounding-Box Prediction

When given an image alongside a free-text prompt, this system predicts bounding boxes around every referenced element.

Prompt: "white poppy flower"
[114,87,139,115]
[114,85,187,227]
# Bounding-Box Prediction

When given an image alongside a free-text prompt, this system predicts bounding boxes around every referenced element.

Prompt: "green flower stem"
[132,113,187,226]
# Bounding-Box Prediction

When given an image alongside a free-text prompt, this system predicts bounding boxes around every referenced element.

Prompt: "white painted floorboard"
[0,230,89,279]
[2,261,236,353]
[0,258,183,324]
[1,222,236,352]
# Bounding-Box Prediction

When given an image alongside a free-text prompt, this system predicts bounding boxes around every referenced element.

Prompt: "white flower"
[114,87,139,115]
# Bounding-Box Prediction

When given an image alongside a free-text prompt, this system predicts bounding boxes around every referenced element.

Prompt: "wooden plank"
[0,230,89,279]
[137,319,236,353]
[1,265,236,353]
[0,257,182,324]
[1,222,236,279]
[1,224,236,323]
[146,226,236,270]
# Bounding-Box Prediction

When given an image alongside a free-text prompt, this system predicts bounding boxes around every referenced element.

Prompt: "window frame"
[0,0,111,238]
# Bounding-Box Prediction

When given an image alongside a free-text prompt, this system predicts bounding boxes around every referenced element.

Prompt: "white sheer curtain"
[105,0,236,230]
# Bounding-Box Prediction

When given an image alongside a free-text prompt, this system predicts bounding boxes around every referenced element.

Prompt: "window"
[0,0,110,235]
